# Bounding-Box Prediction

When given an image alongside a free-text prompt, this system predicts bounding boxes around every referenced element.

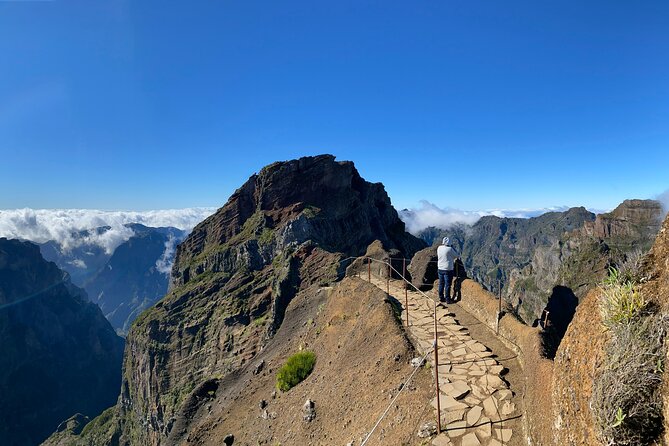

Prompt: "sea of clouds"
[0,208,217,254]
[399,200,573,235]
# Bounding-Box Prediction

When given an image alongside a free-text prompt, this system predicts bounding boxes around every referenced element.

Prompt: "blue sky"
[1,0,668,212]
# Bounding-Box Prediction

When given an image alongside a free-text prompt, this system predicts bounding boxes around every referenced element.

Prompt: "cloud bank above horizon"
[0,208,217,254]
[399,201,577,235]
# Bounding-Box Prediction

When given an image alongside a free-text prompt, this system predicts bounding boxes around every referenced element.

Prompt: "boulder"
[408,247,438,291]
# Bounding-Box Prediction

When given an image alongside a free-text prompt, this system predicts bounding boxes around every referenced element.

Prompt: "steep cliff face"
[553,211,669,446]
[417,207,596,321]
[171,155,424,289]
[419,201,663,329]
[75,155,424,445]
[583,199,664,249]
[641,213,669,446]
[0,238,124,446]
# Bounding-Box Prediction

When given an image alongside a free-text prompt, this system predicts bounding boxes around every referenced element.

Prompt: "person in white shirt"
[437,236,458,303]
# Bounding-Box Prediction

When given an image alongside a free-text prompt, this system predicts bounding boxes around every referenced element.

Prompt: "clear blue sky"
[1,0,668,212]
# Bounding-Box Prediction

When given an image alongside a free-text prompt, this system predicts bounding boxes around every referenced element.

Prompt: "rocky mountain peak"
[172,154,423,288]
[581,199,663,249]
[79,155,426,445]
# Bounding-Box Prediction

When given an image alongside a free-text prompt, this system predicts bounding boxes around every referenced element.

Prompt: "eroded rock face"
[583,199,664,247]
[408,247,438,291]
[0,238,123,446]
[87,155,426,445]
[171,155,424,289]
[553,211,669,446]
[416,201,664,328]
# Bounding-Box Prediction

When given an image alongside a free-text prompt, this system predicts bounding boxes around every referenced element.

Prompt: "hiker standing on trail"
[437,237,459,304]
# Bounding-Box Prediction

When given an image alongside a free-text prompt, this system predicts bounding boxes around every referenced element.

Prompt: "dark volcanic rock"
[71,155,425,446]
[408,247,438,291]
[0,238,124,446]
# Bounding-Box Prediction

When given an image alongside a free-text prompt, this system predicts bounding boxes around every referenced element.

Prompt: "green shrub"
[599,268,647,329]
[276,350,316,391]
[591,313,667,445]
[592,267,667,445]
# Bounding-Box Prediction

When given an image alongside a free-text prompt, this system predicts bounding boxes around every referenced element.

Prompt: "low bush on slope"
[592,267,667,445]
[276,350,316,391]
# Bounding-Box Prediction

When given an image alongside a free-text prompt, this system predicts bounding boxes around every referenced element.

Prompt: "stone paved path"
[369,277,521,446]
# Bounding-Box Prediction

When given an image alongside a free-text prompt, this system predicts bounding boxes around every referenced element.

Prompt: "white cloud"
[68,259,87,269]
[155,234,180,275]
[399,201,482,234]
[0,208,216,254]
[399,201,572,234]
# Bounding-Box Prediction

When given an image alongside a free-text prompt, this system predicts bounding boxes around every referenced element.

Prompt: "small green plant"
[599,267,647,329]
[592,266,667,445]
[258,227,274,245]
[276,350,316,392]
[611,407,626,428]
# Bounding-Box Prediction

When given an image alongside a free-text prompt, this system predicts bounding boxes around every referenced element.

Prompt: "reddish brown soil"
[176,277,435,446]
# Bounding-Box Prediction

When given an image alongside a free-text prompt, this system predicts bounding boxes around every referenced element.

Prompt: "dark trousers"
[438,269,454,301]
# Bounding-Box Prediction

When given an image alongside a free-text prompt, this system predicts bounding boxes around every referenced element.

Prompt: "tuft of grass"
[599,267,647,329]
[591,313,667,445]
[592,266,667,445]
[276,351,316,392]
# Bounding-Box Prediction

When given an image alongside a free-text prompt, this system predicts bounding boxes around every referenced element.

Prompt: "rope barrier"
[359,347,433,446]
[340,254,526,444]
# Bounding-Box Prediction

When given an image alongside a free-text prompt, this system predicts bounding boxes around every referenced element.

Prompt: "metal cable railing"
[340,255,524,444]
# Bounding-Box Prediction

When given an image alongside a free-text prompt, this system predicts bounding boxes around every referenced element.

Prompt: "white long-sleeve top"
[437,245,458,271]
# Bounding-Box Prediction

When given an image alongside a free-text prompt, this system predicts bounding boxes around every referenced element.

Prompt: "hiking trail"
[369,276,525,446]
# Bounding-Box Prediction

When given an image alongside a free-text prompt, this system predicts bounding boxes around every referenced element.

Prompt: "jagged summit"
[56,155,425,445]
[172,154,423,288]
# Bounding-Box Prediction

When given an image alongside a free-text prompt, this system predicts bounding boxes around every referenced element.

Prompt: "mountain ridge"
[0,238,124,446]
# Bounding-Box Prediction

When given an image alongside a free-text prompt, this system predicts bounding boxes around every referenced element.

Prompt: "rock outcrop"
[57,155,425,445]
[416,201,664,328]
[582,199,664,249]
[407,246,438,291]
[0,238,124,446]
[552,210,669,446]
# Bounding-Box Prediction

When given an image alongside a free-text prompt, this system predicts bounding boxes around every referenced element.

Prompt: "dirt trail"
[369,277,526,446]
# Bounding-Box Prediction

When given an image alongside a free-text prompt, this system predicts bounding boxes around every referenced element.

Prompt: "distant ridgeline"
[415,199,664,327]
[0,238,124,446]
[40,223,187,335]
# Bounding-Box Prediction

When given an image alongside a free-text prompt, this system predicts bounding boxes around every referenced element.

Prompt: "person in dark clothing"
[452,258,467,302]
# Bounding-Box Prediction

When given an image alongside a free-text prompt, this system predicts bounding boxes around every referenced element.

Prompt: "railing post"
[433,299,441,433]
[497,280,502,335]
[367,257,371,282]
[387,262,390,294]
[403,258,409,327]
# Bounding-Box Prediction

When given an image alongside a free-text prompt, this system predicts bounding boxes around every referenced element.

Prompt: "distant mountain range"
[411,199,664,334]
[0,238,124,446]
[39,224,187,334]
